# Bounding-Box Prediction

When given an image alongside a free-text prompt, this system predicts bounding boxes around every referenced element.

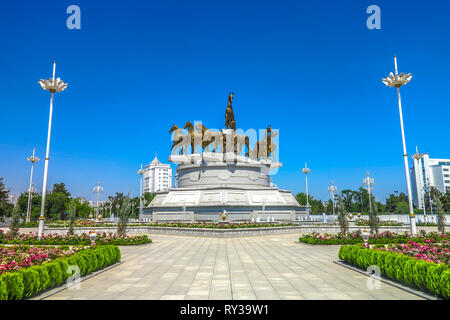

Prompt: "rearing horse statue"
[184,121,204,154]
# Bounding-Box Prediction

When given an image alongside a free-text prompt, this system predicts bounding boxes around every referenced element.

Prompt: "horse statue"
[233,132,250,156]
[267,131,278,162]
[195,123,223,153]
[169,124,189,154]
[184,121,204,154]
[225,92,236,130]
[249,126,275,161]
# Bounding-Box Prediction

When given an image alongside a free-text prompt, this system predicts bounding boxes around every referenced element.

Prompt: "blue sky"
[1,0,449,203]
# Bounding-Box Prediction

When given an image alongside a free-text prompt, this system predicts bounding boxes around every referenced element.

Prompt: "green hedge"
[0,245,121,300]
[338,245,449,299]
[299,236,447,245]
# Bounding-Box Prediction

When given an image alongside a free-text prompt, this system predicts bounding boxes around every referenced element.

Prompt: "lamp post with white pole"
[411,147,427,221]
[137,164,145,218]
[382,55,416,235]
[26,149,40,223]
[363,172,375,213]
[302,162,311,218]
[328,181,338,215]
[37,62,68,238]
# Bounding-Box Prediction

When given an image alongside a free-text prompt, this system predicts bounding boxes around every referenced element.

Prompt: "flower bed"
[128,222,294,229]
[48,220,116,228]
[338,243,449,299]
[379,240,449,264]
[299,230,449,245]
[0,245,80,274]
[0,245,121,300]
[356,220,402,226]
[0,230,151,246]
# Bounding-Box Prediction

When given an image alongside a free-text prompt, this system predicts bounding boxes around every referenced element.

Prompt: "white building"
[143,156,172,193]
[411,152,450,209]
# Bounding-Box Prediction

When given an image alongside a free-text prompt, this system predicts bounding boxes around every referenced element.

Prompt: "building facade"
[143,156,172,193]
[411,153,450,209]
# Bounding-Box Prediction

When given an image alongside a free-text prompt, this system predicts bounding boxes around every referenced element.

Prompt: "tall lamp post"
[93,182,104,220]
[328,181,338,215]
[137,164,145,217]
[302,162,311,218]
[26,149,40,223]
[411,147,427,221]
[363,172,375,213]
[37,62,68,238]
[382,55,416,235]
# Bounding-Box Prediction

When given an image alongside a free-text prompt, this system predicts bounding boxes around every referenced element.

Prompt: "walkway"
[43,234,422,300]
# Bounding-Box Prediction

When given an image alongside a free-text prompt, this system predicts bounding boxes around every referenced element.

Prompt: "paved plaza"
[42,234,422,300]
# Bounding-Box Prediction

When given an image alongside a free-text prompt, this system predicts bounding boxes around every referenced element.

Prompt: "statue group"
[169,93,278,162]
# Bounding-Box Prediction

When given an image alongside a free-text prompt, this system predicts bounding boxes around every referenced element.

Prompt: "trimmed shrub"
[43,262,63,287]
[0,245,120,300]
[0,272,24,300]
[19,268,40,297]
[55,259,70,282]
[440,269,450,299]
[0,277,8,300]
[31,265,50,292]
[340,244,449,299]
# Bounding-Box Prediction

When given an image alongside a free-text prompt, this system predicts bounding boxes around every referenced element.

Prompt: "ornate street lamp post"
[137,164,145,217]
[328,181,338,215]
[363,172,375,213]
[302,162,311,218]
[37,62,68,238]
[411,147,427,221]
[382,55,416,235]
[26,149,40,223]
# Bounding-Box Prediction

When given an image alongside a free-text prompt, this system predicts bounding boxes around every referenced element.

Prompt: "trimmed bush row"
[299,237,442,245]
[0,231,151,246]
[0,245,121,300]
[299,231,449,245]
[338,244,449,299]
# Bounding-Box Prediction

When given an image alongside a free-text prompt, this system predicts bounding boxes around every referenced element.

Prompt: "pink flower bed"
[0,245,81,275]
[374,240,450,264]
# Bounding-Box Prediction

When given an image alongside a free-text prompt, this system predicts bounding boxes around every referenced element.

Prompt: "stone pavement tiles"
[42,234,423,300]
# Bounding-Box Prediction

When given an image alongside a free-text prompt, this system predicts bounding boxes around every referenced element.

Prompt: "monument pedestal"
[141,153,306,223]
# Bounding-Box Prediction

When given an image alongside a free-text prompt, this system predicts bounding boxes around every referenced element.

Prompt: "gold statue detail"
[225,92,236,130]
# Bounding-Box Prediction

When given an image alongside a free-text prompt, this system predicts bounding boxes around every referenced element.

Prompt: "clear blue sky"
[1,0,449,203]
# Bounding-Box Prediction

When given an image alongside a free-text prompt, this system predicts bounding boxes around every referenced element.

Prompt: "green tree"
[341,189,354,212]
[395,201,409,214]
[117,195,132,236]
[386,192,408,213]
[433,193,446,234]
[336,195,348,235]
[46,190,70,220]
[0,177,11,218]
[326,199,334,214]
[52,183,71,197]
[143,192,156,205]
[73,198,92,218]
[16,192,42,221]
[9,205,21,237]
[295,192,323,214]
[368,194,380,235]
[68,199,76,235]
